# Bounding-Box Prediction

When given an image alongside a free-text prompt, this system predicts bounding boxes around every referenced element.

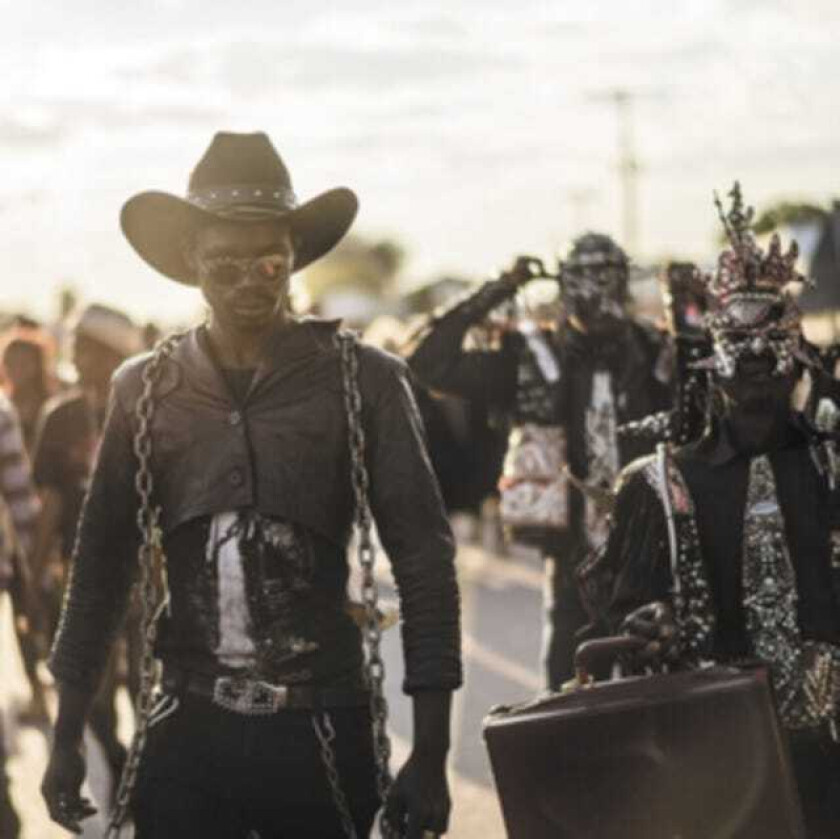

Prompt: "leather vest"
[112,321,363,546]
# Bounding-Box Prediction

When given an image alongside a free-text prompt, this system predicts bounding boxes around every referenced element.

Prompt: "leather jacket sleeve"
[360,348,463,694]
[49,389,141,691]
[408,279,519,408]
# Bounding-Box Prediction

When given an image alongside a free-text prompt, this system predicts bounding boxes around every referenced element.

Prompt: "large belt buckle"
[212,676,289,715]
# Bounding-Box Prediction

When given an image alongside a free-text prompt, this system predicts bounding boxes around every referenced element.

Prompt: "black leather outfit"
[409,277,671,687]
[49,319,462,696]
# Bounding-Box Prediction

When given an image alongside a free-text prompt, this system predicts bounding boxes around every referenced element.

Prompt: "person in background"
[0,393,41,837]
[31,303,143,788]
[1,323,58,723]
[1,322,58,453]
[410,235,672,689]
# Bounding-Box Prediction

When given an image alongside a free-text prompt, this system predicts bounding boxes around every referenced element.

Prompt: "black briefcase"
[483,637,806,839]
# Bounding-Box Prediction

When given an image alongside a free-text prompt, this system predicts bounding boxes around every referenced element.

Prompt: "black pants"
[789,734,840,838]
[133,695,380,839]
[542,555,589,690]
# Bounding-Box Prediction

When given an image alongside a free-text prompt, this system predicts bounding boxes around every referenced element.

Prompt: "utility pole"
[568,187,597,234]
[611,89,640,256]
[590,89,642,256]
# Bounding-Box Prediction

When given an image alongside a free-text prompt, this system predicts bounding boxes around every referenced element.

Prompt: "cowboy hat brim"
[120,187,358,285]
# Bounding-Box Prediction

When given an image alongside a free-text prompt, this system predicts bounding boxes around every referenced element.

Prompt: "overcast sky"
[0,0,837,322]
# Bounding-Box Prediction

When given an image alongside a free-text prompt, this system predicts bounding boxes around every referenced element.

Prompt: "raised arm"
[409,258,540,408]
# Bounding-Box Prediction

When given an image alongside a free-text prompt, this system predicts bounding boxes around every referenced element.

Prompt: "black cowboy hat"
[120,131,358,285]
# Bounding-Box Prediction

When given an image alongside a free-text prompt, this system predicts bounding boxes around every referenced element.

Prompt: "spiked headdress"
[698,182,812,378]
[707,181,804,315]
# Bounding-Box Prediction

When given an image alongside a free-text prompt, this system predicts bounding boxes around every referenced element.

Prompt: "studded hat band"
[186,184,298,215]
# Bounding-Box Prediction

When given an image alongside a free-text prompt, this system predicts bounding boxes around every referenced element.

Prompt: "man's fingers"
[47,804,84,834]
[641,640,661,658]
[405,804,449,839]
[76,799,97,817]
[623,617,660,639]
[383,788,407,835]
[45,790,96,833]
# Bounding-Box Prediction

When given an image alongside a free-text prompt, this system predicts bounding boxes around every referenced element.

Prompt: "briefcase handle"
[574,635,648,684]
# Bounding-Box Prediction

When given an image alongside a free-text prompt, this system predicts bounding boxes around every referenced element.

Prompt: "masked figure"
[583,183,840,837]
[41,132,461,839]
[410,232,671,689]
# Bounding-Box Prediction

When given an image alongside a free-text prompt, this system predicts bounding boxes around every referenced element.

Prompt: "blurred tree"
[752,201,828,234]
[303,234,405,302]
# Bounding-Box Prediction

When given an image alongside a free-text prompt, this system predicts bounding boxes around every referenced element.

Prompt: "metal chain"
[105,332,185,837]
[106,329,390,837]
[335,331,396,839]
[312,712,360,839]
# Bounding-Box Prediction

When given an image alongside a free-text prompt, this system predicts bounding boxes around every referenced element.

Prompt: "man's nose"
[235,265,269,291]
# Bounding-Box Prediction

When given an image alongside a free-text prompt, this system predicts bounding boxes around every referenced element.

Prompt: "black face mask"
[563,265,627,330]
[715,354,798,452]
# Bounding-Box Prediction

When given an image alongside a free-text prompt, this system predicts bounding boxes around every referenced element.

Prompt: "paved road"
[1,539,546,838]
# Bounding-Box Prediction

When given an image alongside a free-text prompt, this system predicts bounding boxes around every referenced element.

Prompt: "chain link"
[105,332,185,837]
[335,331,395,839]
[312,712,360,839]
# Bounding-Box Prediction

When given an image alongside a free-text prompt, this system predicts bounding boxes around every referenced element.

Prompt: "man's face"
[716,350,798,453]
[716,348,798,408]
[563,263,628,335]
[73,334,125,389]
[193,220,295,333]
[2,344,41,389]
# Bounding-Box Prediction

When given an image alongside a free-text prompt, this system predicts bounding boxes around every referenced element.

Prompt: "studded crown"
[707,181,804,302]
[694,182,815,379]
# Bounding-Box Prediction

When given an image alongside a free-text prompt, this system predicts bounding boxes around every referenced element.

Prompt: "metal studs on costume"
[742,455,840,732]
[642,450,715,660]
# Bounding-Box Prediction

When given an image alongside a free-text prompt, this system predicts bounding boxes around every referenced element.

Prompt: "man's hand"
[41,743,97,833]
[384,751,451,839]
[500,255,548,290]
[43,681,99,832]
[621,600,679,662]
[385,689,453,837]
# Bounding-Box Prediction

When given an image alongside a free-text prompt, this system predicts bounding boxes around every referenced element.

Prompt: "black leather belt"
[162,666,370,715]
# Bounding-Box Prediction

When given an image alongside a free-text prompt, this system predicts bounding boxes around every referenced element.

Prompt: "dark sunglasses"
[199,253,292,285]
